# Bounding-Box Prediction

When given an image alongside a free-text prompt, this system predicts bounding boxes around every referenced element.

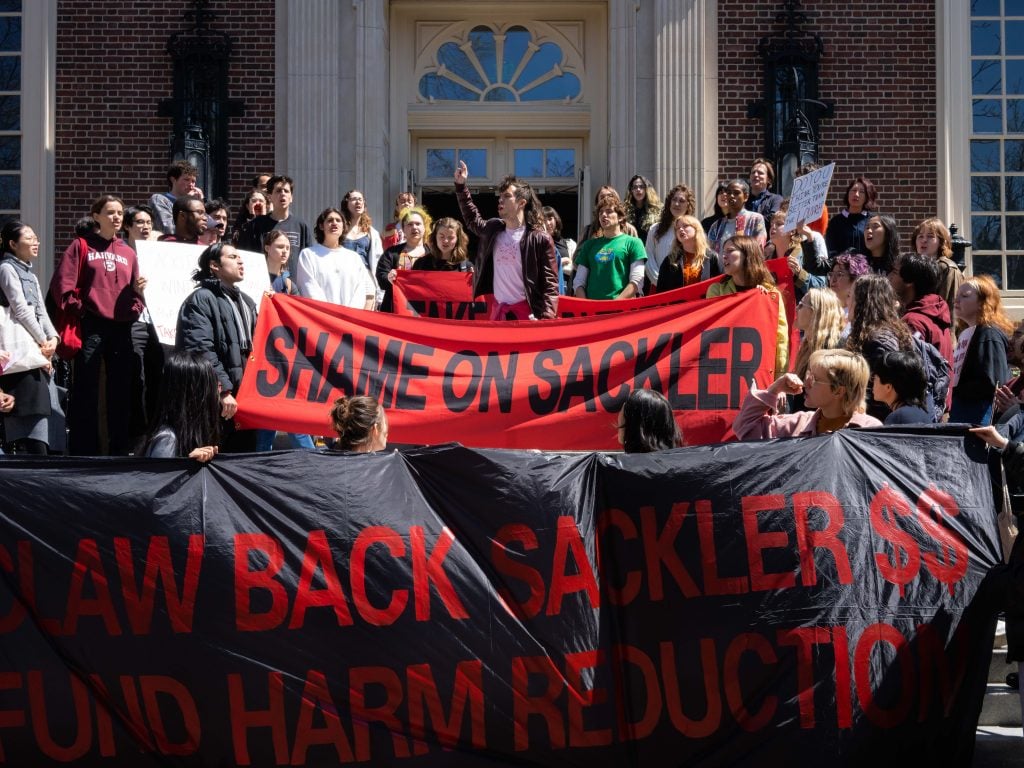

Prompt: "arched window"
[419,25,581,103]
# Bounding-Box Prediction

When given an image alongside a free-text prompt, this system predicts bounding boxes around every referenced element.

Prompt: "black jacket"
[175,278,256,394]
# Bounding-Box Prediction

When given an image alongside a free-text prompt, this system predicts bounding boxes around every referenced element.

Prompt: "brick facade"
[718,2,938,245]
[53,0,275,262]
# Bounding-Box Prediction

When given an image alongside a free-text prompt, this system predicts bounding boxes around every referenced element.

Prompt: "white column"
[652,0,718,210]
[352,0,389,224]
[275,0,345,221]
[936,0,970,264]
[608,0,639,194]
[275,0,390,224]
[23,0,56,287]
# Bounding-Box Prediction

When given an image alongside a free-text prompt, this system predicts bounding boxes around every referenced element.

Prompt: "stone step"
[991,647,1017,685]
[980,683,1023,728]
[973,726,1023,767]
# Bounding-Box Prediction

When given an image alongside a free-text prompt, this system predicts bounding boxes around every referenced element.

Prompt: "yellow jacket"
[706,277,789,377]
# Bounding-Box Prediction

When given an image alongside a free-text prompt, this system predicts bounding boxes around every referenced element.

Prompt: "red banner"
[392,270,488,319]
[235,290,781,448]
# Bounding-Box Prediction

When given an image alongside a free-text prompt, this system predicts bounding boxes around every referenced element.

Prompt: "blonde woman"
[655,214,719,292]
[734,349,882,440]
[790,288,845,412]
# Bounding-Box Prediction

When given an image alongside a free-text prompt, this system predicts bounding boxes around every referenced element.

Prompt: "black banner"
[0,428,1002,765]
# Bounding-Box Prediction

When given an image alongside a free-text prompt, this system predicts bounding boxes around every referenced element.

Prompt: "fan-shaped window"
[419,25,581,103]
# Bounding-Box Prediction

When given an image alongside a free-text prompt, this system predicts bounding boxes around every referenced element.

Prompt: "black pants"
[69,314,137,455]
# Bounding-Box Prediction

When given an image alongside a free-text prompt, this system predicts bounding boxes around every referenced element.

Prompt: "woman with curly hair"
[845,273,915,420]
[644,184,696,287]
[707,235,788,377]
[624,174,662,243]
[862,214,900,276]
[913,217,964,324]
[950,275,1014,424]
[656,214,719,292]
[790,288,845,412]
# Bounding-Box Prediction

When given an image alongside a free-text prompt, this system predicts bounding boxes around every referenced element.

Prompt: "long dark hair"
[620,389,682,452]
[846,274,912,352]
[0,220,27,255]
[867,214,900,273]
[146,351,221,456]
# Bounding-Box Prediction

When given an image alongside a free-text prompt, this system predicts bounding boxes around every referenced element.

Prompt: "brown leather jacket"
[455,183,559,318]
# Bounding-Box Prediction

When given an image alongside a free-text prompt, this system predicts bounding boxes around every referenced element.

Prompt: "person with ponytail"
[329,396,388,452]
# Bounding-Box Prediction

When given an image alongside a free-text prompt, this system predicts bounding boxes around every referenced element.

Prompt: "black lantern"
[747,1,834,196]
[158,0,244,200]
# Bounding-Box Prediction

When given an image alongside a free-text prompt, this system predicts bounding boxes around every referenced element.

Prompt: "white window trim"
[22,0,55,288]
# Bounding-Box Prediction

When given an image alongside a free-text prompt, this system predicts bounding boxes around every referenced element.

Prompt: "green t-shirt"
[574,233,647,299]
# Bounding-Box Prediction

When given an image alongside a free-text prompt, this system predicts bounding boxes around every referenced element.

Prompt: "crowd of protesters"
[8,156,1024,725]
[2,156,1024,462]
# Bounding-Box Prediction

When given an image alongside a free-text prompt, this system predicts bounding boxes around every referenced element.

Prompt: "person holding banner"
[655,214,719,292]
[454,161,559,319]
[296,208,376,312]
[51,195,144,455]
[330,395,388,452]
[733,349,881,440]
[707,235,789,377]
[175,242,258,453]
[416,217,472,273]
[377,207,431,313]
[573,196,647,300]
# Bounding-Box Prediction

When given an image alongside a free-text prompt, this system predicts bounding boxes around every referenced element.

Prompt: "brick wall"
[53,0,275,260]
[717,2,938,246]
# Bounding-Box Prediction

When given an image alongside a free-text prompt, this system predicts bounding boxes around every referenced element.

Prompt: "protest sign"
[235,289,782,448]
[783,162,835,232]
[0,431,1000,765]
[136,241,271,345]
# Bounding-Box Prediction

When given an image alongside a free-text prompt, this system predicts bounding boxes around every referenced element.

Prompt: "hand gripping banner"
[0,429,1002,765]
[234,289,782,448]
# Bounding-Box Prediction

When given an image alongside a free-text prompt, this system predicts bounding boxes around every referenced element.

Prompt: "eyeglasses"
[804,372,831,387]
[828,270,851,281]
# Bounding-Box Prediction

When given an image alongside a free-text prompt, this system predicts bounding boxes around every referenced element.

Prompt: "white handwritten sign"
[136,241,270,345]
[783,163,835,233]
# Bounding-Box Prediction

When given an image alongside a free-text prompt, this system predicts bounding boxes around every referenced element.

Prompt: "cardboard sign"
[783,163,835,232]
[136,241,271,344]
